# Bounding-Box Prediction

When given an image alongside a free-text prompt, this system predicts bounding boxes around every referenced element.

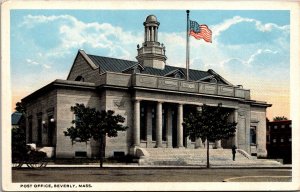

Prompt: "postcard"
[1,0,300,191]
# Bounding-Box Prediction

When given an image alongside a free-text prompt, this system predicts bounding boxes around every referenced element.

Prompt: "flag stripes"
[189,22,212,43]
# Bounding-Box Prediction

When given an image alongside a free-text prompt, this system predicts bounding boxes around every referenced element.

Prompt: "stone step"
[137,148,253,165]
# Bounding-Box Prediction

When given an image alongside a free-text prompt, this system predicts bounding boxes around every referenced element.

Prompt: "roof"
[268,120,292,124]
[87,54,227,84]
[146,15,158,22]
[11,112,23,125]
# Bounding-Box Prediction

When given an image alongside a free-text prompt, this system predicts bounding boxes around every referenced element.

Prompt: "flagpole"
[186,10,190,81]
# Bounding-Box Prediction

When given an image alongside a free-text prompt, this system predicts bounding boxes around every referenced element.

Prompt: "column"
[195,138,203,149]
[146,105,152,147]
[133,100,140,146]
[155,27,158,41]
[155,102,163,148]
[195,105,204,148]
[233,109,238,147]
[144,27,147,42]
[152,27,154,41]
[166,107,173,148]
[215,140,222,148]
[147,27,150,41]
[177,103,184,148]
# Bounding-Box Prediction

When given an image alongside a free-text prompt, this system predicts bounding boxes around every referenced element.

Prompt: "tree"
[64,103,128,167]
[12,127,27,163]
[15,101,26,114]
[183,103,237,168]
[12,101,27,156]
[273,116,288,121]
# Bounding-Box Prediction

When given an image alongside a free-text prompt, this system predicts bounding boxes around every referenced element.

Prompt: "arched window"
[210,78,217,83]
[75,76,84,82]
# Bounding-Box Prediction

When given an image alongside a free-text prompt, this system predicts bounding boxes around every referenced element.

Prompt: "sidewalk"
[30,162,292,169]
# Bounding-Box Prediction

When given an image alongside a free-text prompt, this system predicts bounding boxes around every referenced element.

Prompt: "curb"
[16,163,292,169]
[223,176,292,182]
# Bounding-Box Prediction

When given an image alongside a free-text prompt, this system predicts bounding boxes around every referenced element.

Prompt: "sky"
[10,10,290,119]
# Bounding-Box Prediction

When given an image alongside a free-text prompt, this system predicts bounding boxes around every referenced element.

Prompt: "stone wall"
[67,53,101,84]
[237,104,251,154]
[55,88,102,158]
[25,90,57,147]
[251,106,268,157]
[104,89,133,157]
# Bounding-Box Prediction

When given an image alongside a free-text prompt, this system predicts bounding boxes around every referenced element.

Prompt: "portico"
[133,100,185,148]
[132,96,239,150]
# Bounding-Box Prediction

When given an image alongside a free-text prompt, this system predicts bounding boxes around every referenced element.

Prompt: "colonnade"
[133,99,239,149]
[133,100,184,148]
[145,26,158,42]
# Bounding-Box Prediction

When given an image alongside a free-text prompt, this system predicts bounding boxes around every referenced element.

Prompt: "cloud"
[43,64,51,69]
[26,59,39,65]
[20,14,76,27]
[247,49,278,65]
[21,14,143,60]
[212,16,289,42]
[26,58,51,69]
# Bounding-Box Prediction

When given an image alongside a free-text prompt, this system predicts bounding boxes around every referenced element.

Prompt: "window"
[75,151,87,157]
[162,108,166,141]
[140,106,146,141]
[114,151,125,158]
[289,137,292,142]
[274,125,278,129]
[281,125,285,128]
[37,118,42,146]
[75,75,84,82]
[273,139,277,143]
[74,114,81,128]
[210,78,217,83]
[250,126,256,145]
[28,116,33,143]
[48,115,55,146]
[175,73,182,79]
[280,138,284,142]
[152,108,156,141]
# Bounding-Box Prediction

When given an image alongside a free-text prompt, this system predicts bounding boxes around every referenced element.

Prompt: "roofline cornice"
[22,79,96,103]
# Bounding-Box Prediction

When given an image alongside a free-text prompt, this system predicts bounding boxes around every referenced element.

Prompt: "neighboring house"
[11,112,24,129]
[21,15,271,160]
[266,120,292,164]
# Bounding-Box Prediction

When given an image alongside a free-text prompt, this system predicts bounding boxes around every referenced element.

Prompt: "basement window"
[114,151,125,157]
[75,151,87,157]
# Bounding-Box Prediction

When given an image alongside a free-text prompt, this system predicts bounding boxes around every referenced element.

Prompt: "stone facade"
[22,15,271,160]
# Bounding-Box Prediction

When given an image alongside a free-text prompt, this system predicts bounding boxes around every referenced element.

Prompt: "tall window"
[162,108,167,141]
[48,116,54,146]
[28,116,33,143]
[37,117,42,146]
[152,108,156,141]
[140,106,146,141]
[250,126,256,145]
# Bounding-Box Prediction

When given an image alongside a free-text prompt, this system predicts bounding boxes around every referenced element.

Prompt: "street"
[12,167,291,182]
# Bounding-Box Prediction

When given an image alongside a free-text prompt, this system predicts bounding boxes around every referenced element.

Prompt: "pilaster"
[133,99,140,146]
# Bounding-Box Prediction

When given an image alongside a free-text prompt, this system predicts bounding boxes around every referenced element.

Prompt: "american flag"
[189,20,212,43]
